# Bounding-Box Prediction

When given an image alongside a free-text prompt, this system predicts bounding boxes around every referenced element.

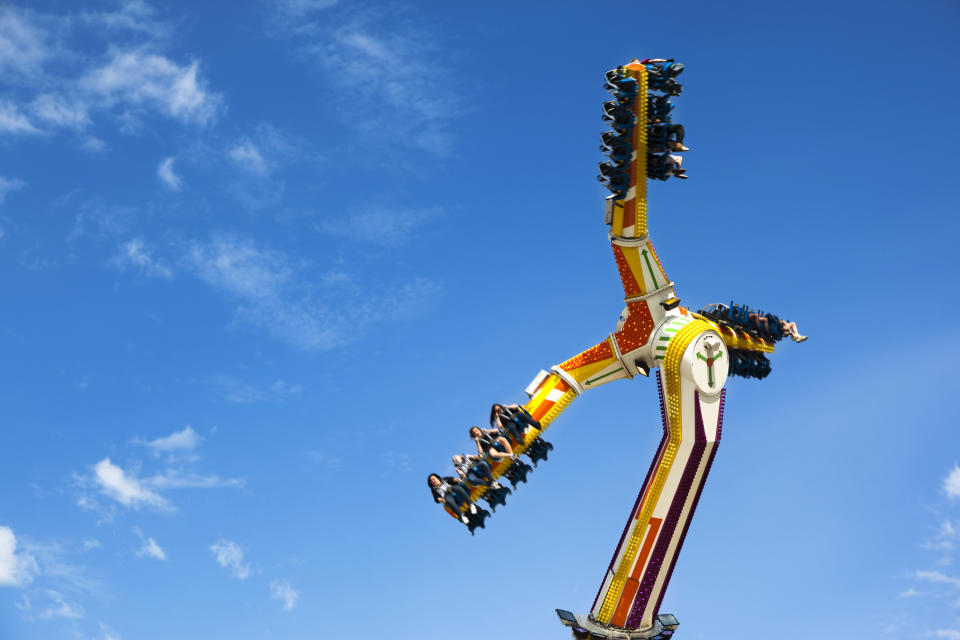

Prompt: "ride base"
[556,609,679,640]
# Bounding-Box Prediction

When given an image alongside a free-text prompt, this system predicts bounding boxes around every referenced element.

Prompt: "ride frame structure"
[441,59,802,639]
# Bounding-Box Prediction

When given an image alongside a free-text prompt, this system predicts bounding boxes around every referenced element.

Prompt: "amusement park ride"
[428,59,806,639]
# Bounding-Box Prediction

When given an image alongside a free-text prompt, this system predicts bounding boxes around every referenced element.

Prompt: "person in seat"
[780,319,808,343]
[748,310,771,335]
[469,426,514,462]
[648,153,686,180]
[428,473,474,525]
[490,403,541,442]
[648,123,689,152]
[452,454,495,487]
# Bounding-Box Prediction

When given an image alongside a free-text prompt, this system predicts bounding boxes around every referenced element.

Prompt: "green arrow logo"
[696,350,723,387]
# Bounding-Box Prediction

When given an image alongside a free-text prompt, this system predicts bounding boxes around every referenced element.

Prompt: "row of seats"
[598,59,688,197]
[728,349,772,380]
[431,405,555,534]
[698,302,787,343]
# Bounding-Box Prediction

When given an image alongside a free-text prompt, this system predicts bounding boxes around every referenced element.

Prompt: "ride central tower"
[428,58,807,640]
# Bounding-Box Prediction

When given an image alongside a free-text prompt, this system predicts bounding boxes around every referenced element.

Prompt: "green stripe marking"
[585,368,624,386]
[641,249,659,288]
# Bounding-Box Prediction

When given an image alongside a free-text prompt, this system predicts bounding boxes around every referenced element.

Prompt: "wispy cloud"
[898,587,920,598]
[936,631,960,639]
[318,206,441,246]
[269,0,339,21]
[15,538,100,596]
[143,470,244,491]
[0,7,50,78]
[133,527,166,561]
[382,451,412,473]
[915,570,960,588]
[210,539,250,580]
[157,157,182,191]
[34,588,84,620]
[945,465,960,500]
[270,578,299,611]
[90,458,170,511]
[77,427,242,517]
[112,237,174,279]
[99,622,123,640]
[0,176,26,204]
[187,234,439,350]
[304,450,341,468]
[82,50,220,126]
[31,94,90,131]
[0,100,41,134]
[229,140,268,175]
[82,0,170,40]
[136,426,200,456]
[218,378,304,404]
[0,526,38,587]
[269,5,462,155]
[0,4,222,142]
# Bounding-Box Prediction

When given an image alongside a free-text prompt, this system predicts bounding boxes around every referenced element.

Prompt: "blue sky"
[0,1,958,639]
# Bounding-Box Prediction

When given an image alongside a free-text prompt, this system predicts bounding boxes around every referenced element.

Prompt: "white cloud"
[223,378,303,404]
[30,94,90,130]
[81,136,106,152]
[915,570,960,588]
[140,426,200,454]
[210,540,250,580]
[36,589,84,620]
[82,538,101,551]
[113,237,174,279]
[0,100,40,134]
[157,156,182,191]
[133,527,166,561]
[936,631,960,639]
[0,5,221,141]
[187,234,438,351]
[305,450,341,468]
[0,526,37,587]
[303,17,460,154]
[271,0,338,18]
[83,0,168,40]
[0,8,49,77]
[319,206,441,245]
[945,464,960,499]
[92,458,169,510]
[99,622,123,640]
[898,587,919,598]
[229,140,268,175]
[82,50,220,125]
[270,578,299,611]
[189,236,290,301]
[0,176,25,204]
[143,470,244,490]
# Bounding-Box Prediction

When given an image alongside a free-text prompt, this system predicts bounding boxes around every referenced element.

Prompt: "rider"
[428,473,474,525]
[490,403,541,442]
[469,426,515,462]
[452,454,495,487]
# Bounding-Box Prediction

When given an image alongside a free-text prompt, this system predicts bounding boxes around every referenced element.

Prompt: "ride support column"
[590,319,728,633]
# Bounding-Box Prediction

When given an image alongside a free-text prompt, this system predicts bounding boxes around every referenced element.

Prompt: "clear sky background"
[0,1,958,639]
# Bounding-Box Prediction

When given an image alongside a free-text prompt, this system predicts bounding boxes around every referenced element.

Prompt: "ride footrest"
[464,505,490,535]
[481,485,511,511]
[502,459,533,488]
[524,438,554,466]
